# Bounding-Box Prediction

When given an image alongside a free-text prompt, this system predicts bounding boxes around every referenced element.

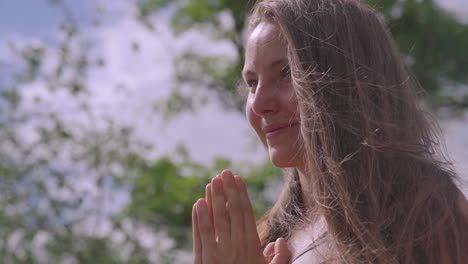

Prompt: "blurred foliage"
[126,156,281,249]
[139,0,468,115]
[140,0,254,115]
[0,0,467,263]
[376,0,468,110]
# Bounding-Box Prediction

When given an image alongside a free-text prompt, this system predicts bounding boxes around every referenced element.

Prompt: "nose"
[250,80,279,116]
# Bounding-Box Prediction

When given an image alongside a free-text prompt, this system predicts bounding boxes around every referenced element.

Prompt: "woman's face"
[243,22,304,168]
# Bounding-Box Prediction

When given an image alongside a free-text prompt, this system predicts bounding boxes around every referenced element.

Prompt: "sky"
[0,0,265,166]
[0,0,467,195]
[0,1,467,261]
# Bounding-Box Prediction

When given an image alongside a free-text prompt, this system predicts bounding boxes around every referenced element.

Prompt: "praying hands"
[192,170,291,264]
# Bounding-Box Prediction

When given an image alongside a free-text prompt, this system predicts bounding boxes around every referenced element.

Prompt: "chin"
[268,148,300,168]
[270,159,294,168]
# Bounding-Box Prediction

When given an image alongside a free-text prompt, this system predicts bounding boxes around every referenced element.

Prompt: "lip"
[263,122,299,139]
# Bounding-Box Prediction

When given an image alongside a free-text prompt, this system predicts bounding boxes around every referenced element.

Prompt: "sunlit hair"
[246,0,468,263]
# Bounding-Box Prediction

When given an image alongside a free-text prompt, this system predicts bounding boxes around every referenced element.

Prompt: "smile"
[264,123,299,140]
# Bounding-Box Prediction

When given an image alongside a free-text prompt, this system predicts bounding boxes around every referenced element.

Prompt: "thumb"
[270,237,292,264]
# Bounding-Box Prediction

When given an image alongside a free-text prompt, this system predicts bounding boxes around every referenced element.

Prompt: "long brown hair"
[248,0,468,263]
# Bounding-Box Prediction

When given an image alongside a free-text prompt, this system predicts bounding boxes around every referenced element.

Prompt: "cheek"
[246,101,266,144]
[283,84,299,114]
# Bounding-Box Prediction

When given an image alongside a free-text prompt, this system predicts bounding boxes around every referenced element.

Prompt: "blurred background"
[0,0,467,263]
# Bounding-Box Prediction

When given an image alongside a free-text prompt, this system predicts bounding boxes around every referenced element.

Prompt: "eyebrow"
[242,57,288,77]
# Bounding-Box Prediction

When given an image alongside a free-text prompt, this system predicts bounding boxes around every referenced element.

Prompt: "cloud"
[3,0,466,185]
[436,0,468,24]
[79,2,263,165]
[7,1,264,168]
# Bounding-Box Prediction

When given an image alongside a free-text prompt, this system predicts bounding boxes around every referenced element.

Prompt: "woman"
[192,0,468,263]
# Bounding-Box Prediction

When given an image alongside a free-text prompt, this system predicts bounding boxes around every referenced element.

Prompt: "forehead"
[244,23,288,70]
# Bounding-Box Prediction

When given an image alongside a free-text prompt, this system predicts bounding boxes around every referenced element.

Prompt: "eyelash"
[246,80,259,90]
[281,65,291,78]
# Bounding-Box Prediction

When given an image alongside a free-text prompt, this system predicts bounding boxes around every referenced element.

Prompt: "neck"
[296,166,317,213]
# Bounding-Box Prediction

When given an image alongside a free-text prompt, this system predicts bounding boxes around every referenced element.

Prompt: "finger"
[205,183,214,229]
[263,242,275,263]
[211,176,230,244]
[271,238,292,264]
[220,170,244,242]
[192,204,202,264]
[196,199,217,262]
[234,175,260,245]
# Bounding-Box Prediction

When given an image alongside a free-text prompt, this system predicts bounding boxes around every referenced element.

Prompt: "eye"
[246,80,259,92]
[280,65,291,78]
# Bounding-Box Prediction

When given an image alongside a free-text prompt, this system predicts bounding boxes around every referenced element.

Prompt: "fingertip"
[221,169,233,176]
[271,238,292,264]
[212,177,223,192]
[205,183,213,215]
[191,204,197,222]
[234,175,246,189]
[221,169,234,182]
[275,237,291,255]
[263,241,275,254]
[212,174,220,182]
[193,201,200,214]
[275,237,281,249]
[220,171,237,192]
[196,198,207,209]
[233,175,240,185]
[263,242,275,263]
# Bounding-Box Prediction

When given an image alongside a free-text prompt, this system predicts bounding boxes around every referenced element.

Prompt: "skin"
[191,21,468,263]
[191,22,308,264]
[243,22,316,210]
[243,22,304,170]
[191,22,309,264]
[192,170,292,264]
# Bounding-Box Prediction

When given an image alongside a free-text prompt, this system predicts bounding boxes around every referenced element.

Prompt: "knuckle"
[227,199,241,212]
[199,222,211,234]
